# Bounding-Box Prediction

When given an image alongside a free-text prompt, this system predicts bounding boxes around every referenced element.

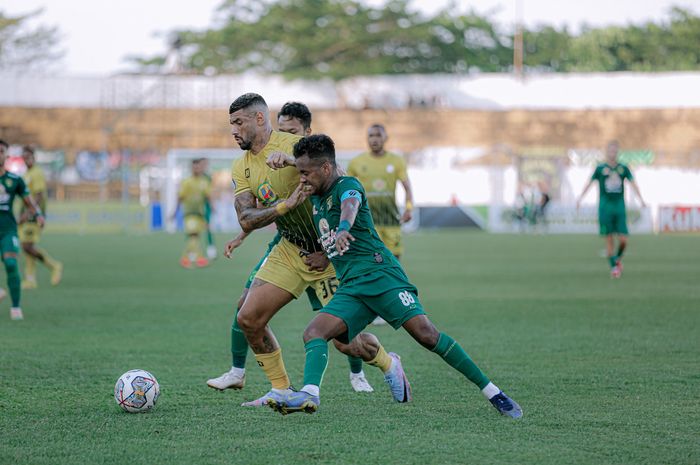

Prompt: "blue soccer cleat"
[489,391,523,419]
[268,390,320,415]
[384,352,412,403]
[241,389,288,407]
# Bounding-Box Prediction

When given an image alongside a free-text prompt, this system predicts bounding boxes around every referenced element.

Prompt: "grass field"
[1,231,698,465]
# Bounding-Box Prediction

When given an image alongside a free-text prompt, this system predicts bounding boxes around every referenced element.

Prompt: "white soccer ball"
[114,369,160,413]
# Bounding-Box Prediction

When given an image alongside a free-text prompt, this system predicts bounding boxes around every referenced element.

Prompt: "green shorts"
[244,233,323,311]
[321,266,426,343]
[599,204,628,235]
[0,231,20,258]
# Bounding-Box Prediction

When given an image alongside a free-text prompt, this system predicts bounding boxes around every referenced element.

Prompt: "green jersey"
[311,176,400,282]
[592,163,633,205]
[0,172,29,234]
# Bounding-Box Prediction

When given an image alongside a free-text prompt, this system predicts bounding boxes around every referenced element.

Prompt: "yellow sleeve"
[347,157,359,177]
[178,178,191,199]
[231,158,250,196]
[35,169,47,193]
[395,154,408,182]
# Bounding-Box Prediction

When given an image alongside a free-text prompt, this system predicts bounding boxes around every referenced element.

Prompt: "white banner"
[489,203,653,234]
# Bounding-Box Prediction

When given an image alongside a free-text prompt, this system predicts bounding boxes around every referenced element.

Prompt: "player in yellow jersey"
[348,124,415,324]
[207,101,374,394]
[348,124,414,259]
[18,146,62,289]
[226,93,397,407]
[173,158,211,268]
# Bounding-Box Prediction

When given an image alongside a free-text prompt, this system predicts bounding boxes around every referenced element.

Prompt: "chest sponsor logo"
[0,184,9,204]
[326,197,333,210]
[257,182,279,206]
[312,205,318,215]
[245,168,250,178]
[386,164,395,173]
[372,179,387,191]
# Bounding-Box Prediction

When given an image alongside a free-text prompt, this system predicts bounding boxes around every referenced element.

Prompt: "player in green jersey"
[577,140,646,278]
[207,101,374,395]
[0,140,45,320]
[266,134,522,418]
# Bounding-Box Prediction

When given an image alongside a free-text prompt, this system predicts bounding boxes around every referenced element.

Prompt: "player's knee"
[4,257,18,273]
[236,310,261,333]
[406,317,440,349]
[331,338,352,355]
[303,325,332,343]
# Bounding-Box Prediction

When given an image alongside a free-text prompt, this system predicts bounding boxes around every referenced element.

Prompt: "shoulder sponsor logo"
[386,164,395,173]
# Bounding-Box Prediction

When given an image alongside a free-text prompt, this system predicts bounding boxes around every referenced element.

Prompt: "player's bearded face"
[229,110,256,150]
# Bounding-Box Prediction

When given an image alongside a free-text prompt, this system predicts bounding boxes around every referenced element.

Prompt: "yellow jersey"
[347,151,408,226]
[22,164,48,218]
[179,175,210,217]
[231,131,322,253]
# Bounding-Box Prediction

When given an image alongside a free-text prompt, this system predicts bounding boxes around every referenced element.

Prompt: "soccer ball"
[114,369,160,413]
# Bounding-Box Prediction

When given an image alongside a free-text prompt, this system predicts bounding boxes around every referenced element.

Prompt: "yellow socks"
[24,255,36,281]
[367,344,392,373]
[254,349,291,390]
[185,237,202,259]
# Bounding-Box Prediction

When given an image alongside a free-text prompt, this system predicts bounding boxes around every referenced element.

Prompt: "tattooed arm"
[234,183,310,233]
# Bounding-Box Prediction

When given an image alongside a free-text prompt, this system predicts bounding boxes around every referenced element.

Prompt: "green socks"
[231,308,249,369]
[432,332,490,389]
[303,338,329,387]
[348,355,364,374]
[608,256,617,268]
[5,258,20,307]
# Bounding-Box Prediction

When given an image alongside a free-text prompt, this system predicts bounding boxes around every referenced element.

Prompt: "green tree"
[0,9,62,71]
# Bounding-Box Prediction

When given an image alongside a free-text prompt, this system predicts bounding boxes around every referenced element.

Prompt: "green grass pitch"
[1,231,698,465]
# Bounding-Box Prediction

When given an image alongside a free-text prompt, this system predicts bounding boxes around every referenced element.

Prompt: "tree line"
[2,1,699,78]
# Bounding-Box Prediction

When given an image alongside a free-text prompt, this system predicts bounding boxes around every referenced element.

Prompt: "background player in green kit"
[206,100,374,395]
[577,140,646,278]
[267,134,522,418]
[0,140,45,320]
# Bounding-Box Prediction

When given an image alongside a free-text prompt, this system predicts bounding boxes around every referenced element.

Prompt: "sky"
[3,0,697,76]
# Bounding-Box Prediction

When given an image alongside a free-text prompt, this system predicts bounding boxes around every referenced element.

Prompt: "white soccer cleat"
[371,316,388,326]
[10,307,23,321]
[349,371,374,392]
[206,245,218,260]
[206,368,245,390]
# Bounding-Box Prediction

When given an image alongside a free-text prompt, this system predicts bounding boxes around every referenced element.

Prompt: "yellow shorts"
[184,215,206,235]
[18,223,41,243]
[375,226,402,257]
[255,237,338,305]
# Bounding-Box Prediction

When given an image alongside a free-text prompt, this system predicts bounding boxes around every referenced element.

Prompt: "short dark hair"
[278,102,312,130]
[369,123,386,133]
[22,145,35,155]
[293,134,336,166]
[0,139,8,149]
[229,93,267,114]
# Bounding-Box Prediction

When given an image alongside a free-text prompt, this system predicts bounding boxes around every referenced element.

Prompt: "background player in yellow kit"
[18,145,62,289]
[173,158,211,268]
[347,124,415,260]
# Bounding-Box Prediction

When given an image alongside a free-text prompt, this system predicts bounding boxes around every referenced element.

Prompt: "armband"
[275,202,290,216]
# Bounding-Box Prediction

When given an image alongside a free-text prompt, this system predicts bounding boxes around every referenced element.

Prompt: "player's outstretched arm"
[335,196,360,256]
[400,178,414,223]
[234,183,309,233]
[576,178,595,210]
[630,180,646,207]
[224,230,250,258]
[22,195,45,228]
